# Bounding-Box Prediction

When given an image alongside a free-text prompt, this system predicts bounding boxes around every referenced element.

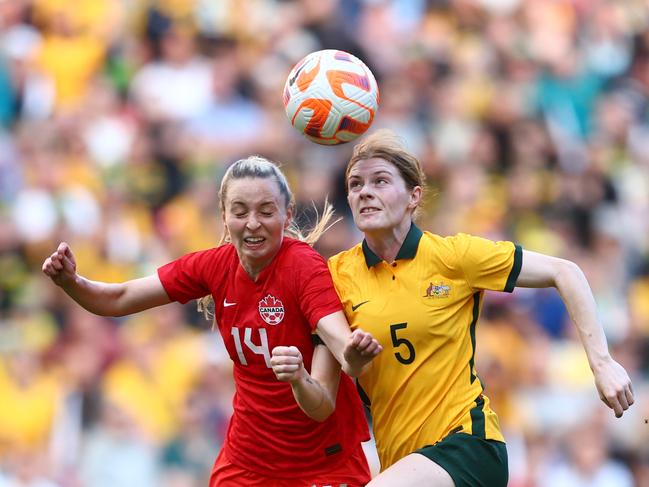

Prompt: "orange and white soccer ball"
[283,49,380,145]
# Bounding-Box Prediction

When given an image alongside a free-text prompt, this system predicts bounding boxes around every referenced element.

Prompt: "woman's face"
[347,158,420,234]
[223,177,291,276]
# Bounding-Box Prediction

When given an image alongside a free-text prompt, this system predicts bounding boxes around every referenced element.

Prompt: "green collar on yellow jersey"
[362,223,423,268]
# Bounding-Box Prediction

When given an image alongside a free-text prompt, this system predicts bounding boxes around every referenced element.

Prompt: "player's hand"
[343,328,382,375]
[42,242,78,288]
[593,356,634,418]
[271,346,306,383]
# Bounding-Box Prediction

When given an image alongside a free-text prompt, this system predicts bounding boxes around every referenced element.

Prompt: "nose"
[358,183,374,199]
[246,213,261,230]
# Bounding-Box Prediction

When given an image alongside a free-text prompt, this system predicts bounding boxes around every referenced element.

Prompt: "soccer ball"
[283,49,379,145]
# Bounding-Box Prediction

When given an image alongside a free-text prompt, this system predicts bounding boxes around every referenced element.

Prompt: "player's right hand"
[270,346,305,383]
[42,242,78,287]
[343,328,382,374]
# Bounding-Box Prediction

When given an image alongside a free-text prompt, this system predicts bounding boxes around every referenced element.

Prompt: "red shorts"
[209,442,371,487]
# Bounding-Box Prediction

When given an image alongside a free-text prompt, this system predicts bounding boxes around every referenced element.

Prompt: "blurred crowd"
[1,0,649,485]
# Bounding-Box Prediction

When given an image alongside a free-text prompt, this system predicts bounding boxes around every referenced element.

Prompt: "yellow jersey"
[328,224,522,470]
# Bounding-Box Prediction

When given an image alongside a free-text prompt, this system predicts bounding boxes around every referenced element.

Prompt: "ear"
[221,207,230,237]
[284,205,294,229]
[409,186,422,210]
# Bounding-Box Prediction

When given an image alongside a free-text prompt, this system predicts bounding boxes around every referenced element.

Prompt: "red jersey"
[158,238,369,477]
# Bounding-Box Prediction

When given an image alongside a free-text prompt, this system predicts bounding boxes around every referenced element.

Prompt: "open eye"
[348,180,361,190]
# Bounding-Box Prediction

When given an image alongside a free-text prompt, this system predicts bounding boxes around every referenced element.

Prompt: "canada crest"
[258,294,285,325]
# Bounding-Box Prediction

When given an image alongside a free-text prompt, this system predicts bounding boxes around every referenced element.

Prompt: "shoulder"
[164,245,237,278]
[187,244,236,262]
[409,232,478,274]
[283,237,316,254]
[280,238,324,262]
[327,243,364,276]
[426,232,490,255]
[277,239,330,282]
[415,231,461,257]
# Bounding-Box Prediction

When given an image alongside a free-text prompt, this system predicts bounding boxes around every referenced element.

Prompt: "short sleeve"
[157,248,221,304]
[293,245,343,329]
[453,234,522,293]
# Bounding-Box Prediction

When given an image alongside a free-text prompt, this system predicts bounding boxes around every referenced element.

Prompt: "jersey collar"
[362,222,423,268]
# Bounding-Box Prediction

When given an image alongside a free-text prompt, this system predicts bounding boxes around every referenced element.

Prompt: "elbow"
[108,305,132,317]
[86,305,129,318]
[556,258,582,281]
[315,412,333,422]
[85,305,125,318]
[301,392,336,422]
[308,402,335,422]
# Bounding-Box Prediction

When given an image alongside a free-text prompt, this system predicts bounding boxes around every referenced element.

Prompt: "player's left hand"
[343,328,382,375]
[593,356,634,418]
[271,346,306,383]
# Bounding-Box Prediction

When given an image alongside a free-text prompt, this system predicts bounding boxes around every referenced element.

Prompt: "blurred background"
[0,0,648,485]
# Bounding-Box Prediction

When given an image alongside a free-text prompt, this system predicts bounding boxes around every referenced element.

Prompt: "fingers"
[350,329,383,357]
[601,385,634,418]
[271,345,301,360]
[270,346,303,381]
[617,385,634,416]
[272,362,301,377]
[626,387,635,408]
[600,393,623,418]
[42,251,64,275]
[42,243,77,281]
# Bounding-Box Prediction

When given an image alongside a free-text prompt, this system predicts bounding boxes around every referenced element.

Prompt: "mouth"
[359,207,381,215]
[243,236,265,248]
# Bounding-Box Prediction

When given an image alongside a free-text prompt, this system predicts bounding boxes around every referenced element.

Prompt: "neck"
[239,241,284,281]
[241,262,263,281]
[364,220,412,264]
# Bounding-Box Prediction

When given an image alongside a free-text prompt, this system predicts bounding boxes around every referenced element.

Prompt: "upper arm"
[516,250,572,288]
[454,235,522,292]
[116,274,172,315]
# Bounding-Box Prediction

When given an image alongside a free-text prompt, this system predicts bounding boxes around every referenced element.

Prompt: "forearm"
[316,311,380,377]
[289,370,335,422]
[554,260,611,367]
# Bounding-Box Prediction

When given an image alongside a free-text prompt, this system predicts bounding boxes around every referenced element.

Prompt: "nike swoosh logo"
[223,299,237,308]
[351,300,369,312]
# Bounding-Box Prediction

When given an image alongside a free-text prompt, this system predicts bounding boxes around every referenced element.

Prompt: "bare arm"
[270,345,341,421]
[517,250,634,417]
[42,242,171,316]
[316,310,382,377]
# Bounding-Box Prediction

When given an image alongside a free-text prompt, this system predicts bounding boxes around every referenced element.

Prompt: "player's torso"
[208,246,368,475]
[331,242,503,468]
[213,262,314,375]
